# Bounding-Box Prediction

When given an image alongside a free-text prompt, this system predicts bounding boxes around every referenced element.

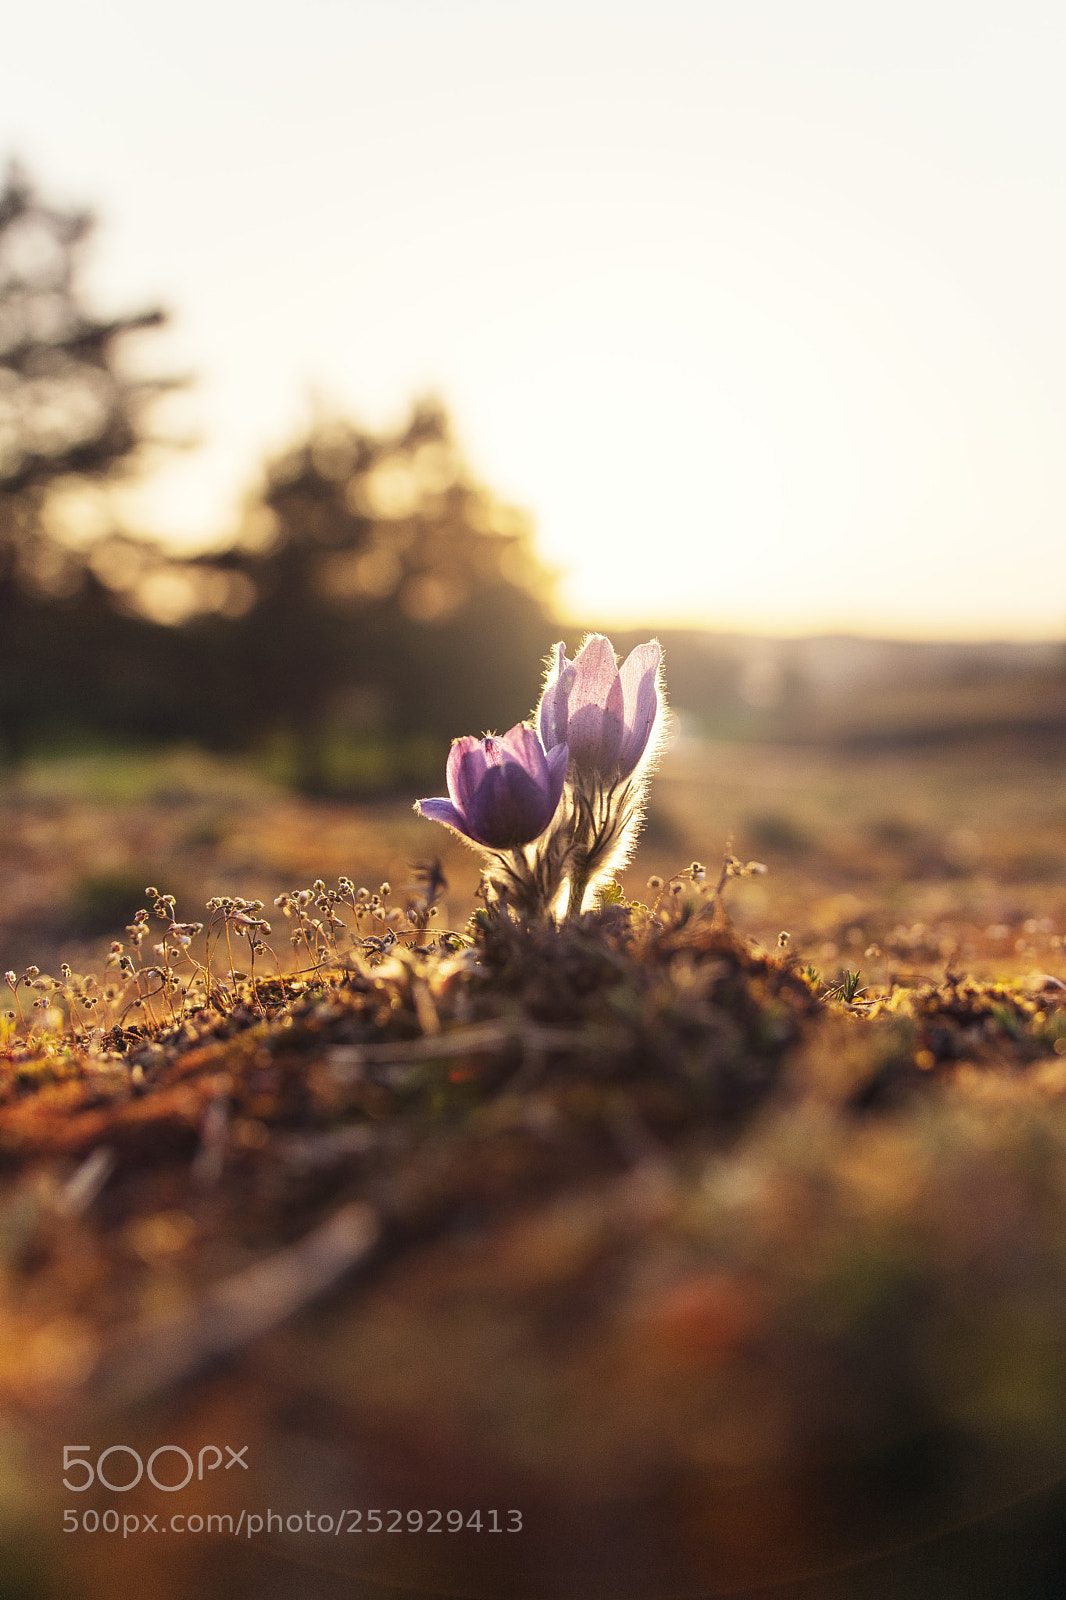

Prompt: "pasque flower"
[416,635,667,922]
[416,722,568,850]
[538,635,662,781]
[535,633,665,918]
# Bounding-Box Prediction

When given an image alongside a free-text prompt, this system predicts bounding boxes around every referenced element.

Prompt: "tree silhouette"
[202,399,555,791]
[0,161,181,759]
[0,166,554,787]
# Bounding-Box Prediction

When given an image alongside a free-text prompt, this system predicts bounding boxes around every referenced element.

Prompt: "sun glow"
[16,0,1066,640]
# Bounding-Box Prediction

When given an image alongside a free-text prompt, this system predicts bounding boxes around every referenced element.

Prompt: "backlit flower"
[416,722,568,851]
[538,635,662,782]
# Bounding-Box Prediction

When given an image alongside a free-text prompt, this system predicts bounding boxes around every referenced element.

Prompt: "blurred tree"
[0,160,181,758]
[0,164,554,787]
[201,399,555,791]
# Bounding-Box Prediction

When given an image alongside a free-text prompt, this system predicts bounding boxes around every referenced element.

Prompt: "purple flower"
[416,722,568,850]
[538,635,662,781]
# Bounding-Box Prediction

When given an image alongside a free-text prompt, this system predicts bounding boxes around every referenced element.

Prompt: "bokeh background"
[6,4,1066,1596]
[5,3,1066,785]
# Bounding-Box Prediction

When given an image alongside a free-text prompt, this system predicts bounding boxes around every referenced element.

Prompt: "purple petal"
[447,735,491,811]
[569,635,620,707]
[415,796,477,842]
[565,635,624,775]
[460,722,561,847]
[492,726,534,774]
[494,720,552,781]
[465,762,555,848]
[618,641,661,776]
[545,740,569,807]
[537,643,572,751]
[423,723,566,850]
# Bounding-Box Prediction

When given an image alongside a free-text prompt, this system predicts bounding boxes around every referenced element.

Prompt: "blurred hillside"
[600,627,1066,747]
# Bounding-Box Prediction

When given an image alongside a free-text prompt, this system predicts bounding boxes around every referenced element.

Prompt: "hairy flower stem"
[563,778,639,921]
[564,860,592,923]
[485,828,570,919]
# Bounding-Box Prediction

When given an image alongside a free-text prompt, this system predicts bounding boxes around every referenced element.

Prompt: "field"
[5,731,1066,985]
[4,733,1066,1599]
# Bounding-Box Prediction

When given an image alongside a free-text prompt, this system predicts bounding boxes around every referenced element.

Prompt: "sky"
[4,0,1066,638]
